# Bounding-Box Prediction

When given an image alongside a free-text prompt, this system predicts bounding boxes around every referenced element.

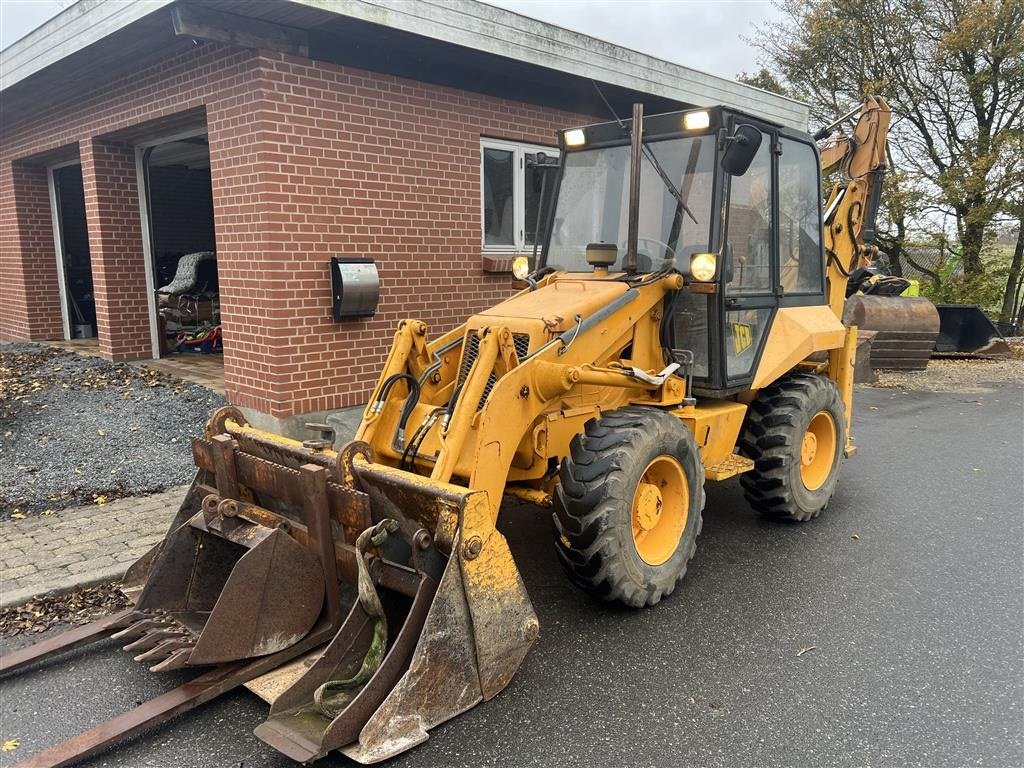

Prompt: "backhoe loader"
[3,97,896,767]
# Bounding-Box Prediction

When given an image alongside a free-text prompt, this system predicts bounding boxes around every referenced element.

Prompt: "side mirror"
[721,124,762,176]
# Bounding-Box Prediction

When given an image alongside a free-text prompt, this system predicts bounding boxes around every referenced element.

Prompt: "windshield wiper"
[590,80,698,226]
[641,144,698,226]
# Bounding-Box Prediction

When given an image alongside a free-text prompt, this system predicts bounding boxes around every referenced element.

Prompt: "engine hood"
[475,276,628,335]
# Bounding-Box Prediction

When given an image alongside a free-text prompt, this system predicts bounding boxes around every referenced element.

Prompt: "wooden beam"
[170,4,309,58]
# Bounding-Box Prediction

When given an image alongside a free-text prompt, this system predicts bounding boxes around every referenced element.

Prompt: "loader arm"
[355,269,687,526]
[819,95,892,316]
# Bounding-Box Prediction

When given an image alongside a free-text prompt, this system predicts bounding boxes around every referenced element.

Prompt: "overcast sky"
[1,0,778,78]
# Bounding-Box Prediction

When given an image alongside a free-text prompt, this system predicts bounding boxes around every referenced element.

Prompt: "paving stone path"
[0,486,187,609]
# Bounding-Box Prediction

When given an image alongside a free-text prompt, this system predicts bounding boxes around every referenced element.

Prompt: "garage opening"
[143,135,220,360]
[53,164,95,340]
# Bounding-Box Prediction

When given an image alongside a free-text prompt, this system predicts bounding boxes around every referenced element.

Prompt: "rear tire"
[739,373,846,522]
[553,406,705,607]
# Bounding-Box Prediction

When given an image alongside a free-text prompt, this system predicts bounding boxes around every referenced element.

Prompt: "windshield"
[545,136,716,272]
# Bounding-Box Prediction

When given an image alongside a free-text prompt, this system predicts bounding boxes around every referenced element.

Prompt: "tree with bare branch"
[748,0,1024,301]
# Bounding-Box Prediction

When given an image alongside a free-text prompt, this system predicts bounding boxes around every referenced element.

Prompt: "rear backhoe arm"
[818,95,892,316]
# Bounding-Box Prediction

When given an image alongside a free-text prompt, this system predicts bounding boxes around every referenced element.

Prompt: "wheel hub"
[634,483,663,531]
[630,455,689,566]
[800,411,838,491]
[801,431,818,465]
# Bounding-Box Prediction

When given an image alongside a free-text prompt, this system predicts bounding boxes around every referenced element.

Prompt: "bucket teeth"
[134,637,194,664]
[111,615,171,641]
[123,629,189,654]
[149,647,194,673]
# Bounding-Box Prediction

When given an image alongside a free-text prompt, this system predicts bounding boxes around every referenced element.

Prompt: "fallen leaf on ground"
[42,509,55,516]
[851,533,860,540]
[0,583,130,637]
[2,739,19,752]
[10,512,26,520]
[797,646,817,657]
[96,429,105,437]
[94,495,108,505]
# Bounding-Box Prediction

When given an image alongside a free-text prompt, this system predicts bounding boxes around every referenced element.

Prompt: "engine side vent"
[456,332,531,410]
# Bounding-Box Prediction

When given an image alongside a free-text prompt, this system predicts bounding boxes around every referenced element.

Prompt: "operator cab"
[538,106,826,396]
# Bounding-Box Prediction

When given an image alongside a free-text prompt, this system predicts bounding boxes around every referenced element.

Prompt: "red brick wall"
[80,138,151,360]
[213,52,596,417]
[1,42,598,417]
[0,45,261,350]
[0,163,62,340]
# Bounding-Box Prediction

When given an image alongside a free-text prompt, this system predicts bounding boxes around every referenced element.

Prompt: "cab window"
[777,138,824,294]
[725,133,773,296]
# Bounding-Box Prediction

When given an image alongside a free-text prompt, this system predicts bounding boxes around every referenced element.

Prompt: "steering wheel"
[635,236,677,261]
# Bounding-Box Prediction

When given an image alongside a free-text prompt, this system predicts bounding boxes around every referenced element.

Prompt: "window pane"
[524,153,558,246]
[671,291,710,379]
[725,135,773,295]
[483,148,515,247]
[726,307,772,378]
[778,139,824,294]
[546,136,715,271]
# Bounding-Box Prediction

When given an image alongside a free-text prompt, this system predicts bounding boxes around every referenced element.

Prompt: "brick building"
[0,0,806,434]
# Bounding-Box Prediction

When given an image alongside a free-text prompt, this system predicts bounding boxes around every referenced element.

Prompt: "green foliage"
[920,244,1015,311]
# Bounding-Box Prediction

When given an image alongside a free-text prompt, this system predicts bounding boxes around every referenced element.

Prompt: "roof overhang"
[1,0,808,130]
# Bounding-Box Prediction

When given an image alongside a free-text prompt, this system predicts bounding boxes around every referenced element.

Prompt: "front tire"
[553,406,705,608]
[739,373,846,522]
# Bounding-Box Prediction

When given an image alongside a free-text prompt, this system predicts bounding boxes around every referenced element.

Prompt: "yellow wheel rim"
[800,411,837,491]
[631,455,688,566]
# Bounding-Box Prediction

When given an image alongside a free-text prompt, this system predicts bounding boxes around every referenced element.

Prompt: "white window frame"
[480,138,559,253]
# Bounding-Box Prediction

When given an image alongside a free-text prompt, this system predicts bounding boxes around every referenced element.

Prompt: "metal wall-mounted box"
[330,257,379,319]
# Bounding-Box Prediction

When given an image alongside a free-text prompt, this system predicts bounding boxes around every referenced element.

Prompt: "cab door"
[720,124,777,387]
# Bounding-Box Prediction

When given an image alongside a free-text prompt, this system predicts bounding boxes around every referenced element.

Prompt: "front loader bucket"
[5,407,538,767]
[252,459,539,764]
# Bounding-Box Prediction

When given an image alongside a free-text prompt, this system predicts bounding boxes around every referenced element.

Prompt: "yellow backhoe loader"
[3,96,896,767]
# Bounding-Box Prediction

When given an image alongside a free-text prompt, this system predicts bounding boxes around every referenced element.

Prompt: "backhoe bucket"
[252,459,539,764]
[121,505,325,670]
[106,405,367,672]
[120,472,211,603]
[843,295,940,371]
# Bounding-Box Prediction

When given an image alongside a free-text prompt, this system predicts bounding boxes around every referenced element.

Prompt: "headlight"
[563,128,586,147]
[512,256,531,280]
[689,252,717,281]
[683,111,710,131]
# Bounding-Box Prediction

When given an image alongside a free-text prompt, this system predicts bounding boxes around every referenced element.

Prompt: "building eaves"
[298,0,808,128]
[0,0,808,129]
[0,0,175,92]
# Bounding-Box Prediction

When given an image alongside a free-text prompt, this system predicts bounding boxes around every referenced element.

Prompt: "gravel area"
[0,343,225,519]
[868,338,1024,393]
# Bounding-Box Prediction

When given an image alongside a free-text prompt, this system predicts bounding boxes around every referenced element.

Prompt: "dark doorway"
[143,136,220,357]
[53,164,95,338]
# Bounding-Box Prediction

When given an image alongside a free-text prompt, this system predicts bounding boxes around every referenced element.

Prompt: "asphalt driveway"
[2,380,1022,768]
